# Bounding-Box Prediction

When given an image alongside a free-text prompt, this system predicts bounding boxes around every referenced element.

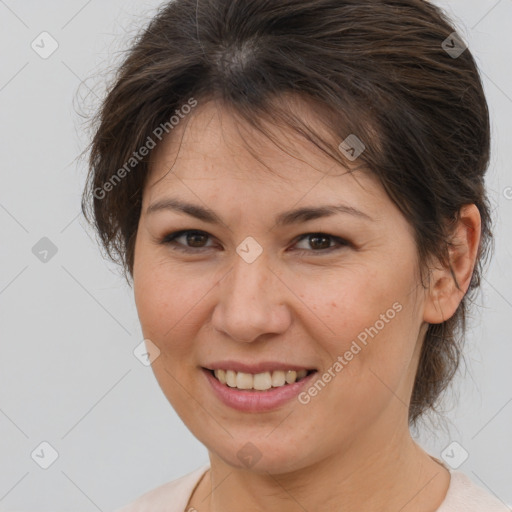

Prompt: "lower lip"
[202,368,317,412]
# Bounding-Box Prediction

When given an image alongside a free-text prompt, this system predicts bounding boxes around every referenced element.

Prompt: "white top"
[113,463,510,512]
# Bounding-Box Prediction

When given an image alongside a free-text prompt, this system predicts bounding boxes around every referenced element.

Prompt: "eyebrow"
[145,197,373,226]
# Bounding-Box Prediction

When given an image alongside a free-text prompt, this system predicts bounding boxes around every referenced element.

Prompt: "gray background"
[0,0,510,510]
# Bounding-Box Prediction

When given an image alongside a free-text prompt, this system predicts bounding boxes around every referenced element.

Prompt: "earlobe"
[423,204,481,324]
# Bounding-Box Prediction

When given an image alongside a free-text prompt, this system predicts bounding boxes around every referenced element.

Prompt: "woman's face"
[133,99,430,473]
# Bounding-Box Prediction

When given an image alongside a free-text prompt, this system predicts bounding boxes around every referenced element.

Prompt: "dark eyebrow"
[145,197,373,226]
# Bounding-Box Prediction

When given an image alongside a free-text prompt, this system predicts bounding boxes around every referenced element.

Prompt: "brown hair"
[81,0,493,428]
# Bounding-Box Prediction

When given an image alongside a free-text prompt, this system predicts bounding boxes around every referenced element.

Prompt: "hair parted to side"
[81,0,493,428]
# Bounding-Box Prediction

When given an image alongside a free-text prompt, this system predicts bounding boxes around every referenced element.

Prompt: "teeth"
[285,370,297,384]
[236,372,253,389]
[253,372,272,391]
[271,370,285,387]
[216,369,227,384]
[213,368,310,390]
[226,370,236,387]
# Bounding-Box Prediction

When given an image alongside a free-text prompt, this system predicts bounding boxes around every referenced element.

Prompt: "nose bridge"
[212,249,290,343]
[232,250,272,303]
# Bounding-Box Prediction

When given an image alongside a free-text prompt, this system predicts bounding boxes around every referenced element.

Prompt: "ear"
[423,204,481,324]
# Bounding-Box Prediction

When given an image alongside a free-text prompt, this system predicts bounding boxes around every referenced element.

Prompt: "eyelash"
[159,230,350,256]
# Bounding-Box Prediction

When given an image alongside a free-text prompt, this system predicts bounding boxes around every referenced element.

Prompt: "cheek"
[133,255,207,354]
[303,260,421,384]
[300,266,399,348]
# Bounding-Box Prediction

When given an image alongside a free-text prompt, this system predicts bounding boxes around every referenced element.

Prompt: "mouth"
[201,365,319,412]
[204,367,316,391]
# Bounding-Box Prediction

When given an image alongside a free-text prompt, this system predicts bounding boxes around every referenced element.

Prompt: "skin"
[132,96,481,512]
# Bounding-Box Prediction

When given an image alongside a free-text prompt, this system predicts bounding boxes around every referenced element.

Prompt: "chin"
[209,438,315,475]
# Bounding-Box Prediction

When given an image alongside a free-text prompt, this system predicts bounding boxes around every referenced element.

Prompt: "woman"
[82,0,508,510]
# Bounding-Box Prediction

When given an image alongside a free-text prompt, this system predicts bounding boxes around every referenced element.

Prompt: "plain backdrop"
[0,0,511,510]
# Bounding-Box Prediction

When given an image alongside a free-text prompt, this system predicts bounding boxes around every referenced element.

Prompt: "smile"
[210,368,313,391]
[202,366,318,412]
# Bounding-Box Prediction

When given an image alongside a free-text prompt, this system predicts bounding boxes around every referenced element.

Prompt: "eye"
[160,230,349,255]
[160,230,215,252]
[292,233,349,255]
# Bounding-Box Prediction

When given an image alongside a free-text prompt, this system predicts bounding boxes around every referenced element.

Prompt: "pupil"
[310,234,329,250]
[188,232,206,247]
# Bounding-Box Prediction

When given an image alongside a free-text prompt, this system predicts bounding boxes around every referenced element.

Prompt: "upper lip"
[203,361,316,374]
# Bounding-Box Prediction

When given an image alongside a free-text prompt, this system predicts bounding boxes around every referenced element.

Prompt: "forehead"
[144,98,383,210]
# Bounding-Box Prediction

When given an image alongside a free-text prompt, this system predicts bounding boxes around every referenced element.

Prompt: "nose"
[211,251,292,343]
